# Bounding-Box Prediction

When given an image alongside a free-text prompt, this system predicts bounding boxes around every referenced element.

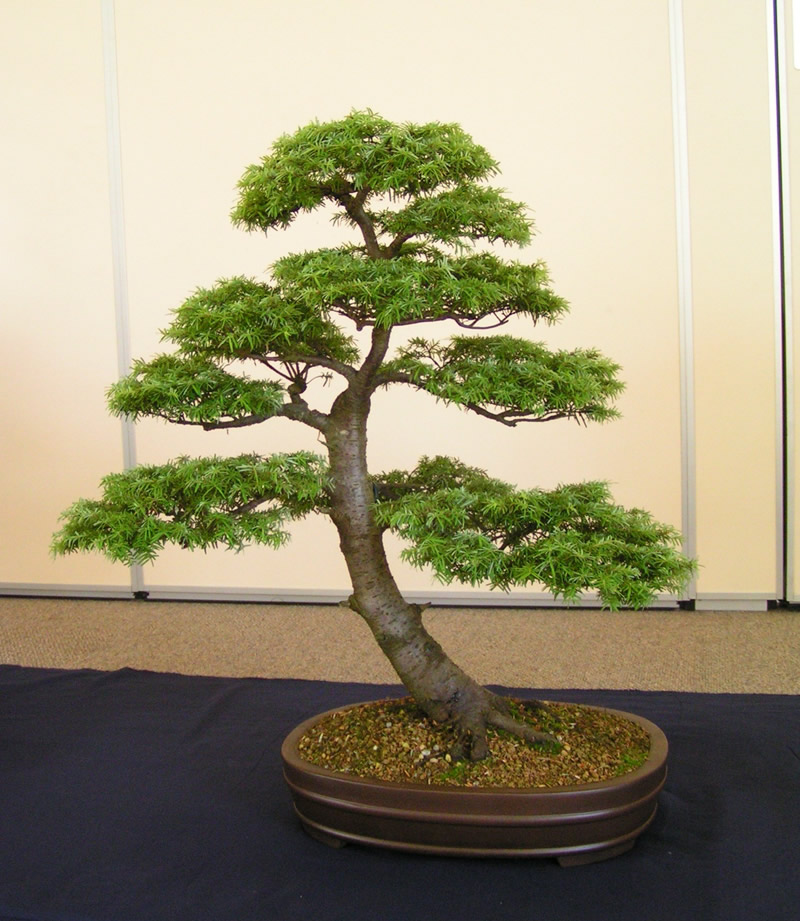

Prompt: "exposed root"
[451,716,490,762]
[441,690,559,762]
[486,709,559,748]
[490,695,554,718]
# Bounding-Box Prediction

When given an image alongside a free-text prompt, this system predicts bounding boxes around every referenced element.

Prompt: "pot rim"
[281,697,668,797]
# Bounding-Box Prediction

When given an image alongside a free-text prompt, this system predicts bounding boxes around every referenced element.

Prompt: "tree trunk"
[325,385,553,761]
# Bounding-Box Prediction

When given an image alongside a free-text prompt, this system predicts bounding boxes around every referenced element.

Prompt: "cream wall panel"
[0,1,128,587]
[683,0,779,596]
[5,2,782,603]
[112,0,684,596]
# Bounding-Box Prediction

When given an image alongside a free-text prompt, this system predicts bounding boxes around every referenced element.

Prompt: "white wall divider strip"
[669,0,698,601]
[101,0,143,595]
[770,0,796,598]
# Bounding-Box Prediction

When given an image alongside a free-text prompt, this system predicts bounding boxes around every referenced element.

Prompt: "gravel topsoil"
[297,697,651,788]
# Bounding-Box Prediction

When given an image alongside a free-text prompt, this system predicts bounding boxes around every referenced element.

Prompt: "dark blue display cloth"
[0,664,798,921]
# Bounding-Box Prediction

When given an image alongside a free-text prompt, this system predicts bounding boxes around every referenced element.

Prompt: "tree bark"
[324,378,554,760]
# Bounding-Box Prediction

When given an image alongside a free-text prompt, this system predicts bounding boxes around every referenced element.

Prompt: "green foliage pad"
[53,454,330,565]
[373,457,692,609]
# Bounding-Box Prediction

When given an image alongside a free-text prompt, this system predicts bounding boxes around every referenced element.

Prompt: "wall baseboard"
[8,582,778,610]
[695,594,770,611]
[141,586,682,608]
[0,583,133,600]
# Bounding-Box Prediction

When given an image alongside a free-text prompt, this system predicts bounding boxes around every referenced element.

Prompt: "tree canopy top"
[231,110,531,248]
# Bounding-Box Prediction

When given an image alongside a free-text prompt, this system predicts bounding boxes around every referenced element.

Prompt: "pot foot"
[301,820,349,849]
[556,839,636,867]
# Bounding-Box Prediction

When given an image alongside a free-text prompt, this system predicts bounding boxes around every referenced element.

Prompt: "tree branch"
[229,496,271,516]
[462,403,577,426]
[283,353,357,381]
[387,231,414,257]
[327,306,516,330]
[248,352,357,383]
[372,369,414,389]
[146,402,329,434]
[144,412,276,430]
[199,415,276,430]
[336,188,383,259]
[280,395,330,432]
[454,311,515,330]
[369,372,583,426]
[358,326,393,388]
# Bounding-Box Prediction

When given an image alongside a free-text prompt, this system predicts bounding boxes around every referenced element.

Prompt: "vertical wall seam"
[101,0,144,595]
[767,0,786,600]
[784,0,796,601]
[770,0,795,600]
[669,0,698,598]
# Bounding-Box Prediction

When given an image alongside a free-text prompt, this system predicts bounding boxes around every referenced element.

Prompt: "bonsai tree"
[53,111,694,760]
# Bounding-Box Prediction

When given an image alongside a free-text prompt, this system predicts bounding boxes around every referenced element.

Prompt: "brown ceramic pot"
[281,701,667,866]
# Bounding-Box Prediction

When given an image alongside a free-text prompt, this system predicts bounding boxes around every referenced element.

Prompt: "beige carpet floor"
[1,596,798,693]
